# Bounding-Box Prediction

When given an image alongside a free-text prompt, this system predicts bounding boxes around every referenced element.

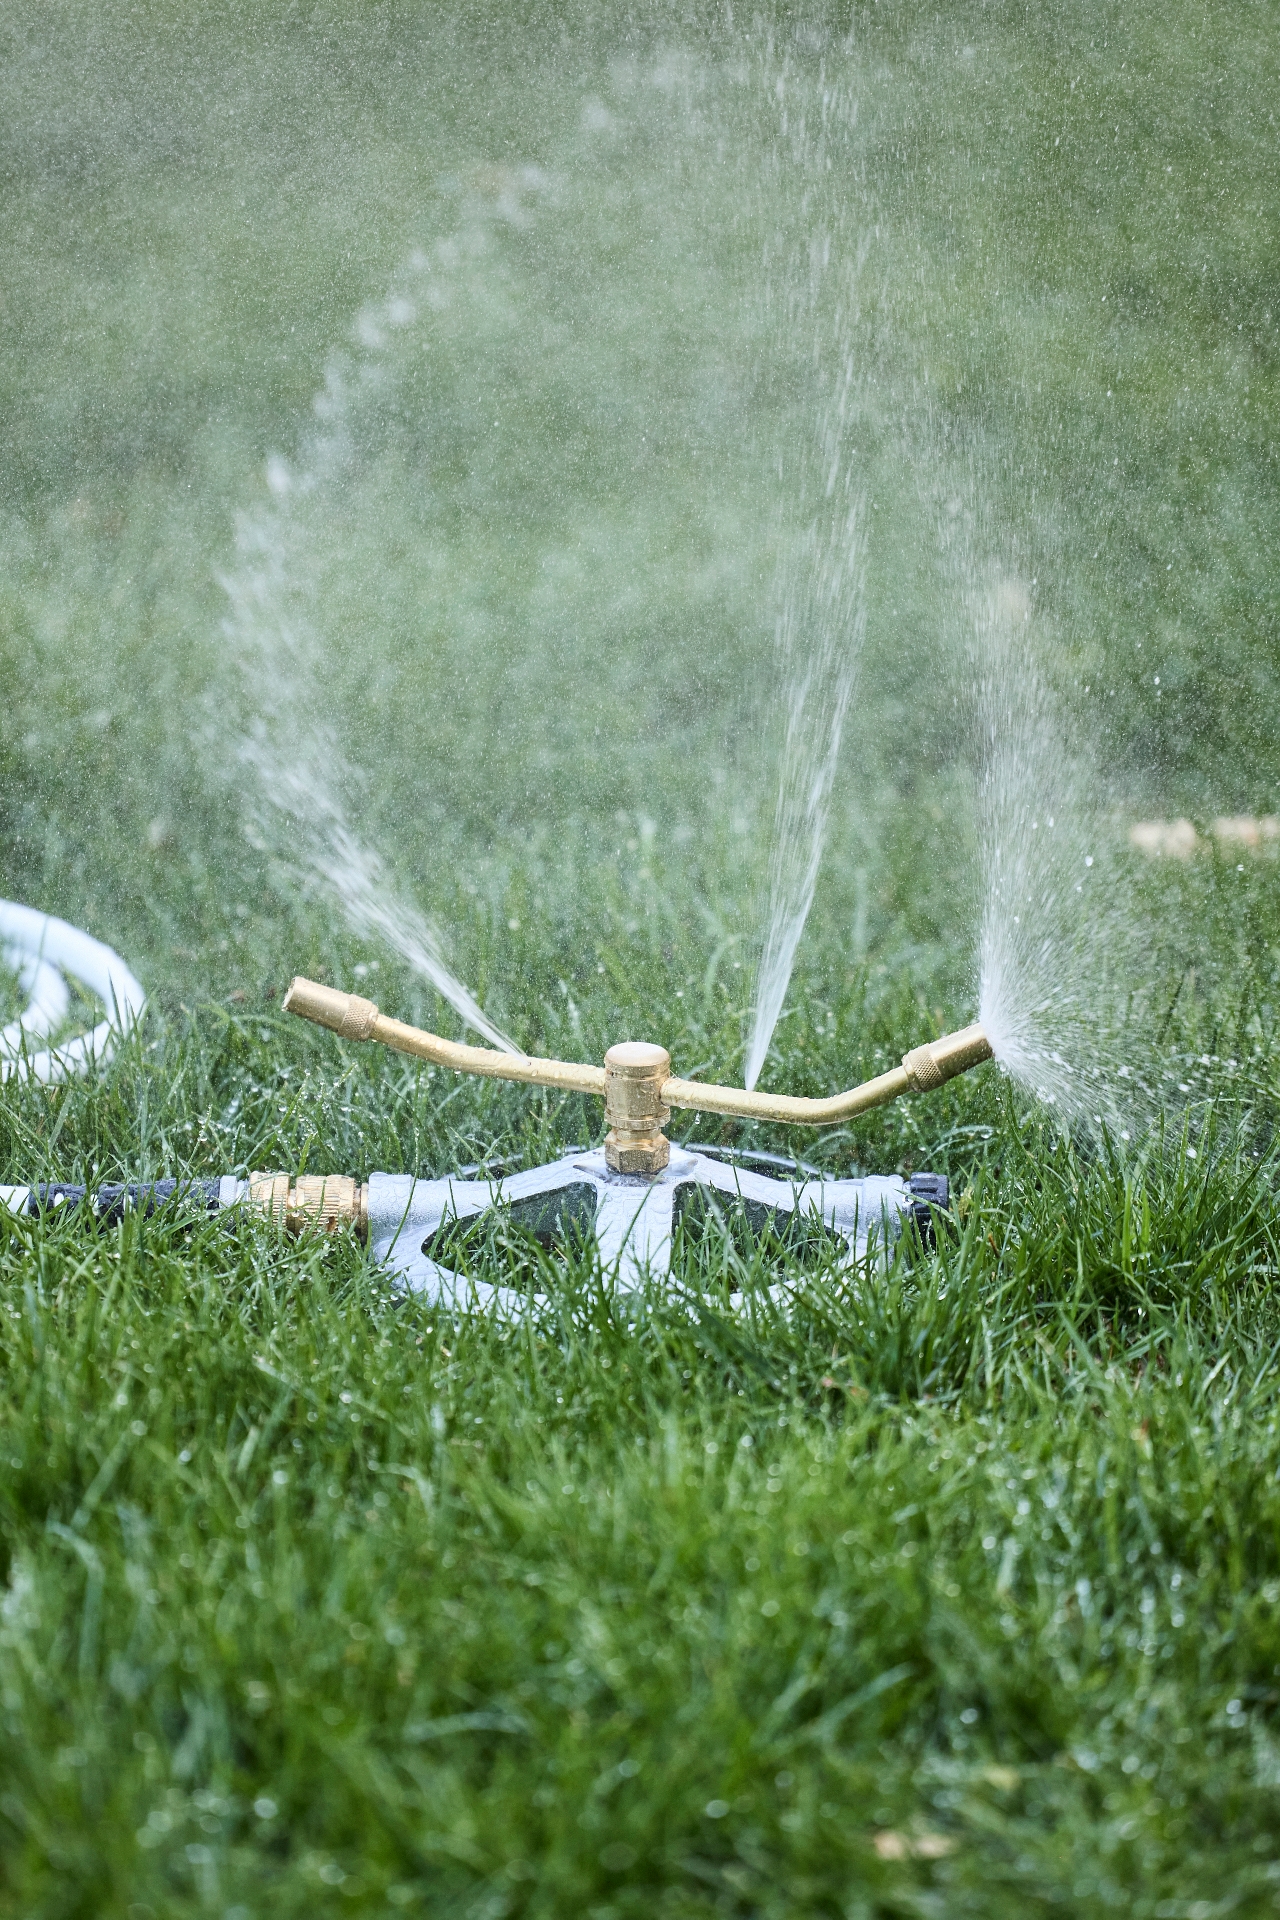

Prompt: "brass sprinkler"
[283,977,993,1173]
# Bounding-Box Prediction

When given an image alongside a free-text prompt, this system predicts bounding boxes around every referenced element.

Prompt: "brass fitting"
[247,1171,369,1238]
[603,1042,672,1175]
[281,977,379,1041]
[900,1024,993,1093]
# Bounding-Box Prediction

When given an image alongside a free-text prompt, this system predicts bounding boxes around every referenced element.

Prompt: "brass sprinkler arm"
[282,979,607,1096]
[660,1023,993,1125]
[283,977,992,1174]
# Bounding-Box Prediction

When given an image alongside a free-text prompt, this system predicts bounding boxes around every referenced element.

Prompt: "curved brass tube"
[283,977,991,1127]
[282,979,606,1095]
[663,1021,992,1123]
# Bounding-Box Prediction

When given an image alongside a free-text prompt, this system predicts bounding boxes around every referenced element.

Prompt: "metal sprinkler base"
[3,1155,947,1314]
[363,1146,947,1311]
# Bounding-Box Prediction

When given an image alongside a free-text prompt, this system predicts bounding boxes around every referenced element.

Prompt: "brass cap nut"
[901,1042,946,1092]
[902,1023,993,1093]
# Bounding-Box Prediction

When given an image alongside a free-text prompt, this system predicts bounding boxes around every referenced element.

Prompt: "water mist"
[969,565,1165,1137]
[215,242,522,1055]
[743,49,873,1090]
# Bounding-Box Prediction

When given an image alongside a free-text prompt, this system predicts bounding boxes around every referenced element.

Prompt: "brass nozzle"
[900,1023,993,1093]
[282,977,379,1041]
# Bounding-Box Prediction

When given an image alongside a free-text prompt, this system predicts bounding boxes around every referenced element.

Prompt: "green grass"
[5,964,1280,1915]
[5,1063,1280,1917]
[3,0,1280,1911]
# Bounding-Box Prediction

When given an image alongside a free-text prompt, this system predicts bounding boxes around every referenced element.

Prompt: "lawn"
[2,2,1279,1913]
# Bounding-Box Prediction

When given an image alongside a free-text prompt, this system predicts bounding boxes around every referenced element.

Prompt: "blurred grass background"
[1,0,1276,1034]
[2,1,1280,1913]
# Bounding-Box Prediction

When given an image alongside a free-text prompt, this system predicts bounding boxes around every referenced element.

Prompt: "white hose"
[0,902,146,1083]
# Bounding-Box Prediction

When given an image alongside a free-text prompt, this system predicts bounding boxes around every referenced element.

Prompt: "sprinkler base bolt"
[604,1042,672,1175]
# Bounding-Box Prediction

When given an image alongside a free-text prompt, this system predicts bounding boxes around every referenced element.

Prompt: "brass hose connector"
[248,1170,369,1237]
